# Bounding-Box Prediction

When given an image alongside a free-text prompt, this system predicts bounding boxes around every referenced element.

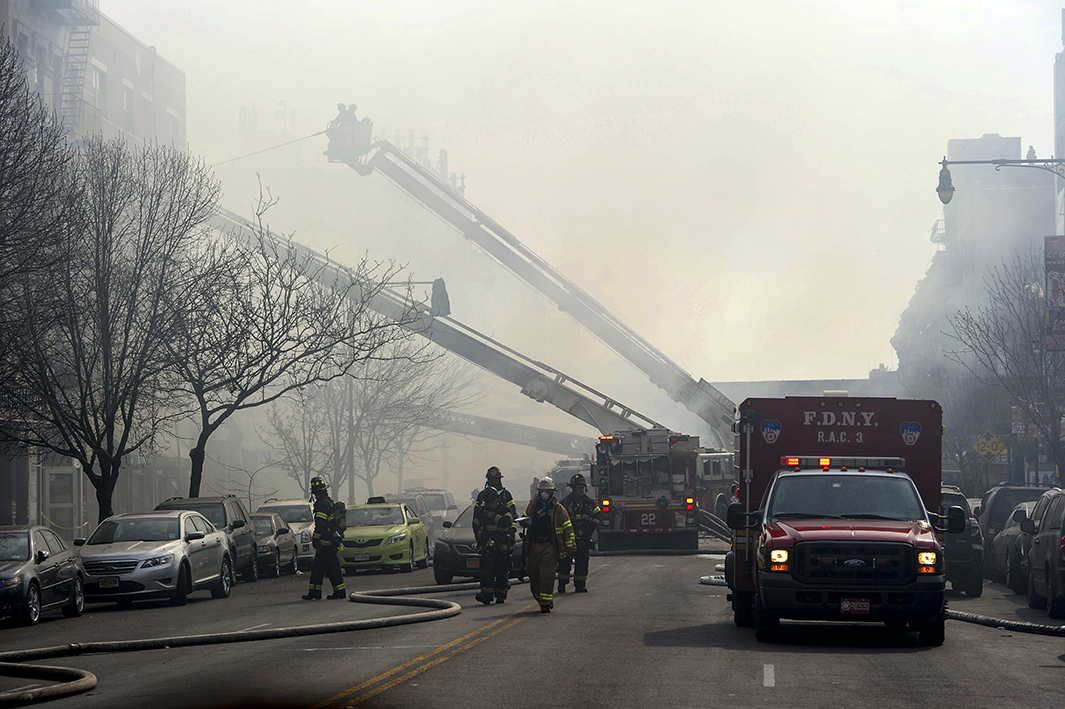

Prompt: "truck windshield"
[768,474,925,522]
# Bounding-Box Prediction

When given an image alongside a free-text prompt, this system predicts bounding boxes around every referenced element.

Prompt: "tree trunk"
[94,462,120,524]
[188,446,206,498]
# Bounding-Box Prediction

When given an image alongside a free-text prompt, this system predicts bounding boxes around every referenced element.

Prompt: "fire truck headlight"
[917,551,938,567]
[769,549,789,564]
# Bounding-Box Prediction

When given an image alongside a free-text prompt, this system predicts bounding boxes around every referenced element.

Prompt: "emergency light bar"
[781,456,906,470]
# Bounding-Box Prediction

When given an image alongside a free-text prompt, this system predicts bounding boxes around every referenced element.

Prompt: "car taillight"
[970,520,981,538]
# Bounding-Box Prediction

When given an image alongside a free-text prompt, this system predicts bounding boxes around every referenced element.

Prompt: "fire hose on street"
[0,581,497,707]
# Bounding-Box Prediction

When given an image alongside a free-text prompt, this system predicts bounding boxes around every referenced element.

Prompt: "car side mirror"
[946,506,966,535]
[1020,519,1036,534]
[186,531,205,541]
[73,538,86,546]
[231,519,245,530]
[279,527,290,535]
[973,505,981,518]
[1012,508,1028,524]
[35,549,50,564]
[726,501,756,531]
[442,521,453,528]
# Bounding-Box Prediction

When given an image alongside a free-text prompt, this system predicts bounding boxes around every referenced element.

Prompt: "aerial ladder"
[323,112,734,447]
[208,207,663,439]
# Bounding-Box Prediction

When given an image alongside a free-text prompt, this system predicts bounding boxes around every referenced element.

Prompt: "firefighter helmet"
[310,476,328,493]
[486,466,502,479]
[568,473,588,488]
[537,477,556,491]
[481,486,499,503]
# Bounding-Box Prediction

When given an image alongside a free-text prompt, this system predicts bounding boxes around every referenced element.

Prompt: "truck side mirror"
[726,502,748,530]
[946,506,966,534]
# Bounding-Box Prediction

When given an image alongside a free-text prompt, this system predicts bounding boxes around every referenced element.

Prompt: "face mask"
[540,490,552,501]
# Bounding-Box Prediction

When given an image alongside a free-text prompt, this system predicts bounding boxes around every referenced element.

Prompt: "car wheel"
[434,565,454,584]
[62,575,85,618]
[288,548,298,575]
[416,540,429,569]
[963,573,983,598]
[918,612,946,646]
[1007,553,1025,595]
[170,564,190,606]
[22,581,42,626]
[1048,568,1065,619]
[1027,567,1046,610]
[754,591,780,642]
[268,549,282,579]
[243,550,259,583]
[211,556,233,599]
[402,543,415,573]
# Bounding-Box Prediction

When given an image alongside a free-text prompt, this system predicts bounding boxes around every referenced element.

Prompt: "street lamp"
[936,155,1065,205]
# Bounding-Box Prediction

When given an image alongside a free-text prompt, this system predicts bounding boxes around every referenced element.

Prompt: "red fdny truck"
[724,396,966,645]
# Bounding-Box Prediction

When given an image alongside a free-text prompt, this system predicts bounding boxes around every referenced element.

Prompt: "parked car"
[388,493,437,547]
[76,511,232,606]
[432,504,525,585]
[155,495,258,582]
[976,484,1048,577]
[0,525,85,625]
[942,486,984,596]
[250,513,297,578]
[403,487,460,525]
[256,498,315,570]
[337,498,430,573]
[986,501,1035,591]
[1021,487,1065,617]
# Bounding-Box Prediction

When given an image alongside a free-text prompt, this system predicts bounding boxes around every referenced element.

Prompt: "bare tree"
[167,194,421,498]
[948,247,1065,482]
[204,457,280,516]
[261,386,335,495]
[0,137,220,522]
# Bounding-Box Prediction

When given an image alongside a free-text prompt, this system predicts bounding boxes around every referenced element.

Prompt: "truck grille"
[793,542,914,585]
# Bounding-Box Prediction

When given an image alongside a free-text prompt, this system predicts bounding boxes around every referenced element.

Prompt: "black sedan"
[250,513,297,578]
[432,505,524,585]
[986,500,1035,593]
[0,525,85,625]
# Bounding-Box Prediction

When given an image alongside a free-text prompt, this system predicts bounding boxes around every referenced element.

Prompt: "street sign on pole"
[972,430,1007,463]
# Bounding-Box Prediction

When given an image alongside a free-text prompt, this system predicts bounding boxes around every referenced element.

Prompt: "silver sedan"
[76,510,233,606]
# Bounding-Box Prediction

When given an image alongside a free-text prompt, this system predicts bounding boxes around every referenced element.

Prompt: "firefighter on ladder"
[302,477,347,600]
[557,473,601,593]
[521,477,575,613]
[472,486,514,605]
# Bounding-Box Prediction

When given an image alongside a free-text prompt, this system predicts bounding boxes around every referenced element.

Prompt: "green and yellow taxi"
[337,497,431,573]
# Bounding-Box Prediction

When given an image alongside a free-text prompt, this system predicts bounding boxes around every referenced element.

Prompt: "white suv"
[256,498,315,569]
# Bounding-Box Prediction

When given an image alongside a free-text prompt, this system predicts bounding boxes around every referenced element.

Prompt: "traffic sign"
[972,430,1007,463]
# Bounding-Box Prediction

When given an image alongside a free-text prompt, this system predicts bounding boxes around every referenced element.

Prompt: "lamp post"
[936,156,1065,204]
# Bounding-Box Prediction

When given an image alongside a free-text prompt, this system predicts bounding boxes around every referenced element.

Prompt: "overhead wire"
[208,130,327,168]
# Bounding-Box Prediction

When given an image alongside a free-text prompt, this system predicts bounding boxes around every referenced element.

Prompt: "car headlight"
[299,530,311,544]
[0,575,21,587]
[385,533,407,546]
[258,544,271,553]
[141,553,175,569]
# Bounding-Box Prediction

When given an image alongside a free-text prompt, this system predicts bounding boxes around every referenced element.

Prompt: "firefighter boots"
[475,593,493,605]
[327,591,347,600]
[557,582,567,594]
[301,592,321,601]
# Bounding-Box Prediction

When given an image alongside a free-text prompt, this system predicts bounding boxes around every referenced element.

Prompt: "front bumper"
[338,541,409,570]
[0,582,28,619]
[83,561,183,602]
[433,544,523,578]
[758,570,946,623]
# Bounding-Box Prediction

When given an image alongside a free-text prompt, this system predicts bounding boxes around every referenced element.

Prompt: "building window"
[91,67,107,116]
[123,86,134,133]
[143,97,154,139]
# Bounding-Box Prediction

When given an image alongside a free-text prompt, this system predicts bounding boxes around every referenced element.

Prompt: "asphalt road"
[1,555,1062,708]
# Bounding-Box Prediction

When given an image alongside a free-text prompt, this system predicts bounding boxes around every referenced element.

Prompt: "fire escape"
[33,1,100,134]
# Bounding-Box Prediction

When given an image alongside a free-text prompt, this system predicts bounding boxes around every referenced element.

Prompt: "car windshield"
[450,505,474,528]
[768,474,925,522]
[252,517,275,535]
[347,506,403,527]
[0,532,29,561]
[261,505,312,524]
[87,518,180,543]
[421,494,447,509]
[159,502,225,527]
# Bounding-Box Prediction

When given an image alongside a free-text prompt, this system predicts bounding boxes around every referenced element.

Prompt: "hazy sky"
[107,0,1065,387]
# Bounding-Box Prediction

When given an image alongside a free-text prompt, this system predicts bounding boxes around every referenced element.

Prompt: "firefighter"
[473,486,514,605]
[475,466,517,524]
[302,477,347,600]
[521,477,575,613]
[557,473,601,593]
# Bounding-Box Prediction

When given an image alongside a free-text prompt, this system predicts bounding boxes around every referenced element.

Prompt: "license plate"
[99,576,120,589]
[840,598,870,614]
[465,558,480,569]
[349,553,369,562]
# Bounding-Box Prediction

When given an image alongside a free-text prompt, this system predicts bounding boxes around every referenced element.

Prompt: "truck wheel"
[918,613,945,646]
[732,590,754,628]
[754,592,780,642]
[963,574,983,598]
[1027,568,1047,610]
